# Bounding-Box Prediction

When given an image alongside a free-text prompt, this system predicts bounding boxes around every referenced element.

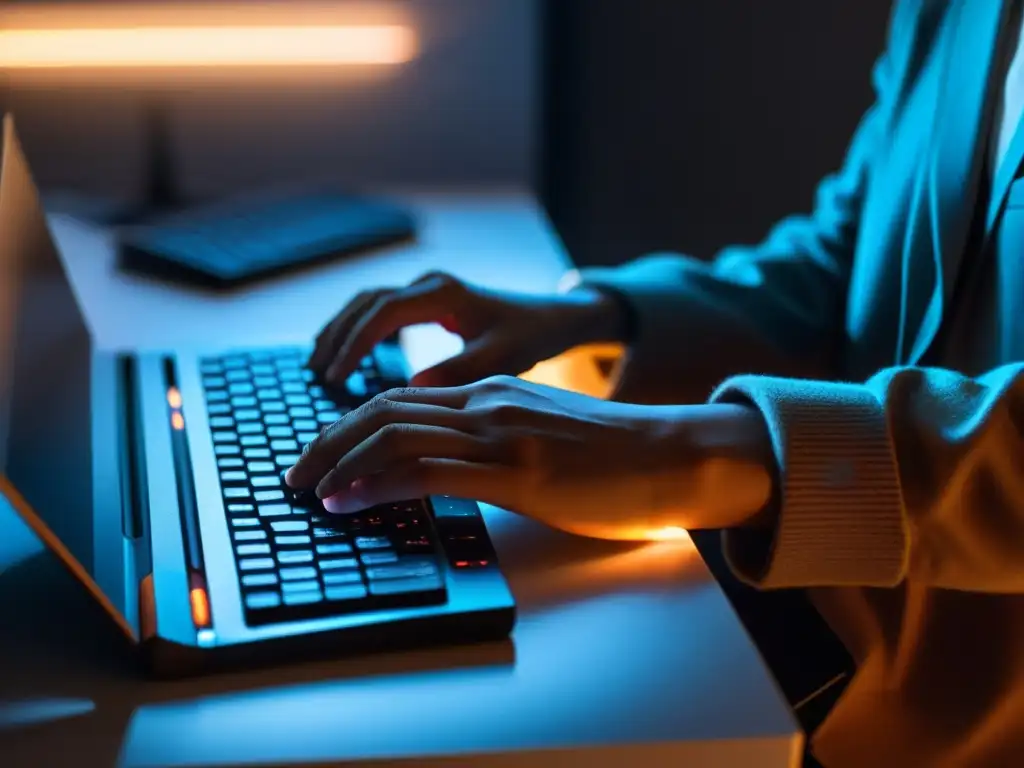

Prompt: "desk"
[0,193,801,767]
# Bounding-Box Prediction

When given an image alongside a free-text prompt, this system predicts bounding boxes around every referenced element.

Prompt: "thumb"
[411,338,510,387]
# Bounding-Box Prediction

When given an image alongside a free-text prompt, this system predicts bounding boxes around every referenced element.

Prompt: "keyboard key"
[317,411,340,424]
[200,361,224,375]
[251,363,275,375]
[279,369,301,382]
[221,470,247,483]
[242,572,278,587]
[276,453,302,467]
[297,431,319,444]
[208,403,231,415]
[213,431,238,444]
[285,394,312,406]
[231,517,260,528]
[248,461,276,474]
[323,570,364,586]
[366,559,439,581]
[293,419,319,431]
[262,401,286,413]
[277,550,314,564]
[222,356,247,369]
[313,400,335,412]
[314,526,347,540]
[360,550,399,565]
[276,534,312,546]
[280,566,318,581]
[234,530,267,541]
[325,584,369,601]
[253,376,277,388]
[368,575,442,595]
[241,435,268,446]
[271,520,309,532]
[289,406,316,419]
[244,447,272,459]
[270,439,300,453]
[354,536,391,550]
[239,557,276,571]
[315,542,353,556]
[246,591,281,609]
[257,388,283,400]
[229,382,255,395]
[227,503,255,514]
[225,487,251,500]
[264,413,290,425]
[346,372,368,398]
[215,444,240,456]
[226,369,250,382]
[267,426,294,439]
[232,396,258,408]
[283,589,323,606]
[281,579,320,594]
[258,504,291,517]
[210,416,234,428]
[320,557,359,570]
[204,376,227,388]
[252,475,281,488]
[282,382,306,394]
[237,422,263,434]
[255,489,286,502]
[207,390,228,402]
[237,543,271,556]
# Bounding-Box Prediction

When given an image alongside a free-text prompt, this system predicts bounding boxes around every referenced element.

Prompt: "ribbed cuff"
[710,375,908,589]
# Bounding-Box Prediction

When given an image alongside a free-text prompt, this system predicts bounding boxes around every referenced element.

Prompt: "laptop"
[0,115,516,677]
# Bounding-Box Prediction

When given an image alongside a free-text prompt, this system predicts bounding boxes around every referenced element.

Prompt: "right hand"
[307,271,625,387]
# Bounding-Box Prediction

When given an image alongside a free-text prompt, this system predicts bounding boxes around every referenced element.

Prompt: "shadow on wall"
[542,0,894,268]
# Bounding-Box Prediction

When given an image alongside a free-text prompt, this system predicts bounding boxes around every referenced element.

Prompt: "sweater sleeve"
[709,365,1024,593]
[570,3,912,406]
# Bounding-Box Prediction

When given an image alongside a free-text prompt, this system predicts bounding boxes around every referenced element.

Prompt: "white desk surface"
[0,192,800,767]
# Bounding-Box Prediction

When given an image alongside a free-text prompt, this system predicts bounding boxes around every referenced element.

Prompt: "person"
[286,1,1024,765]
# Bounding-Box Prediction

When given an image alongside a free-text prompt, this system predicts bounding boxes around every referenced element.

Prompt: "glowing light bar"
[167,387,182,409]
[171,412,185,431]
[0,25,416,69]
[189,587,211,628]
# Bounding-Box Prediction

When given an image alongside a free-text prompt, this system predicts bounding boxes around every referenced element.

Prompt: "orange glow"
[167,387,182,409]
[0,25,416,69]
[649,526,691,542]
[189,587,211,628]
[171,412,185,431]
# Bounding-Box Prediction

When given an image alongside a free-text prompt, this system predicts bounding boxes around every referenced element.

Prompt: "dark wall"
[542,0,894,267]
[1,0,539,200]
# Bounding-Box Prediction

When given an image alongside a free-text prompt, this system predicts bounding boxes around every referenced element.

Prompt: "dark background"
[541,0,893,267]
[3,0,895,271]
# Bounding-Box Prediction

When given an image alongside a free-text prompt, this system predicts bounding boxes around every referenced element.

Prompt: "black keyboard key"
[271,520,309,533]
[241,572,277,587]
[325,584,368,601]
[246,591,281,609]
[280,566,318,581]
[283,589,323,606]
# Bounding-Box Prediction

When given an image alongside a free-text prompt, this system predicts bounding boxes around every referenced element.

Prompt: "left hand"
[285,376,776,541]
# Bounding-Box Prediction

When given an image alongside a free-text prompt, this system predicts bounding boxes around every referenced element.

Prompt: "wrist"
[654,403,778,530]
[559,286,631,347]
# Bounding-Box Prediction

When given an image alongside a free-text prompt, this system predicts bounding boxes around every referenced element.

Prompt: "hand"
[285,376,776,540]
[307,271,625,388]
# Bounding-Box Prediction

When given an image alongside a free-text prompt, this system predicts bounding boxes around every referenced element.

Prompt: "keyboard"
[119,190,417,288]
[198,345,449,627]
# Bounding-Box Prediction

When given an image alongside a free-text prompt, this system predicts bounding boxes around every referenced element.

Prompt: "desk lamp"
[0,1,417,224]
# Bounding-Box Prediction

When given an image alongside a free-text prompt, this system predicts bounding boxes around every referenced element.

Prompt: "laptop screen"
[0,116,132,634]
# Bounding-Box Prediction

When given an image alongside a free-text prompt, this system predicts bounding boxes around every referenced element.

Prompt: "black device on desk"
[117,189,417,289]
[0,115,514,677]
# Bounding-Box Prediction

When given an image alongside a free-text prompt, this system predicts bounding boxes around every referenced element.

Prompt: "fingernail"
[323,493,359,515]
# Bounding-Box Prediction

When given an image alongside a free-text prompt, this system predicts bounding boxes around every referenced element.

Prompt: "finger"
[286,399,465,488]
[322,459,511,514]
[376,385,471,409]
[324,275,463,383]
[315,424,494,499]
[309,289,389,371]
[410,338,511,387]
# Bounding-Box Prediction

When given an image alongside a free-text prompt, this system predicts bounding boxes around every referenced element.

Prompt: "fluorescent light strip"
[0,26,416,68]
